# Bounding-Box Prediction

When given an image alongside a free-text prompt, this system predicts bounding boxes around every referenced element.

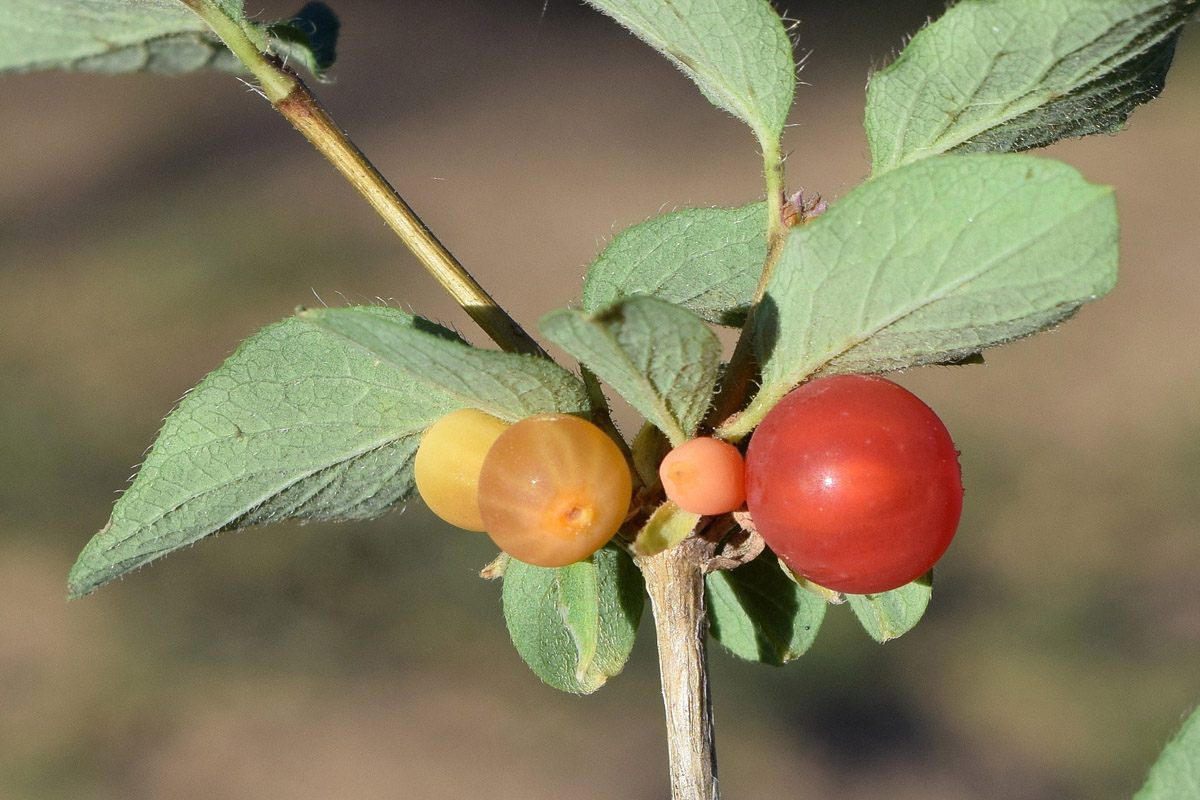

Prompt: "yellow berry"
[414,408,509,531]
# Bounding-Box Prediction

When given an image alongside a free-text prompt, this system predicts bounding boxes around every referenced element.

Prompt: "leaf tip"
[65,561,99,601]
[573,670,609,695]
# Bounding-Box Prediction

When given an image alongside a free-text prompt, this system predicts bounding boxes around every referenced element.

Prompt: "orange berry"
[414,408,509,531]
[478,414,632,567]
[659,437,746,516]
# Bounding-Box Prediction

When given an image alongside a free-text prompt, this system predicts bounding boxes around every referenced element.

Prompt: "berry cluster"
[415,410,631,567]
[415,375,963,591]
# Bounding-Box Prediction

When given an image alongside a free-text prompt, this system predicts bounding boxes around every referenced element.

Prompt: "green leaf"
[631,422,670,488]
[845,574,932,643]
[706,554,826,665]
[1134,704,1200,799]
[300,306,589,423]
[632,501,700,558]
[266,3,339,79]
[866,0,1199,174]
[582,203,769,327]
[541,296,721,446]
[0,0,338,77]
[584,0,794,147]
[733,154,1117,437]
[68,307,587,598]
[502,547,645,694]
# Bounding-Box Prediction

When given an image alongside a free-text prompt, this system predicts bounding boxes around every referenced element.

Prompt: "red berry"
[659,437,746,516]
[744,375,962,594]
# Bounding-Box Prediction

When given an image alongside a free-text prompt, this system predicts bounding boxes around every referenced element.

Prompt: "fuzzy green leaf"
[1134,704,1200,799]
[733,154,1117,438]
[582,203,768,327]
[866,0,1199,174]
[68,307,586,598]
[541,297,721,446]
[584,0,794,146]
[301,306,589,423]
[846,574,932,643]
[0,0,338,77]
[502,547,645,694]
[706,554,826,665]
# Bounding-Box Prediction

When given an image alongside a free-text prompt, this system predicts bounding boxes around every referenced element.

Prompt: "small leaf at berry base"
[706,552,826,666]
[776,562,845,605]
[632,501,701,559]
[502,547,645,694]
[845,573,933,644]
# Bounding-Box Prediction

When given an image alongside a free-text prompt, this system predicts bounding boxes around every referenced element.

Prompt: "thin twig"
[271,83,547,356]
[180,0,546,357]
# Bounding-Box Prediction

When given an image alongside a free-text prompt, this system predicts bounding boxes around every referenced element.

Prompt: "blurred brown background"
[2,1,1198,798]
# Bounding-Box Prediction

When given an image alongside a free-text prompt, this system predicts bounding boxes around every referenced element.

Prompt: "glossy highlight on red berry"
[744,375,963,594]
[478,413,632,567]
